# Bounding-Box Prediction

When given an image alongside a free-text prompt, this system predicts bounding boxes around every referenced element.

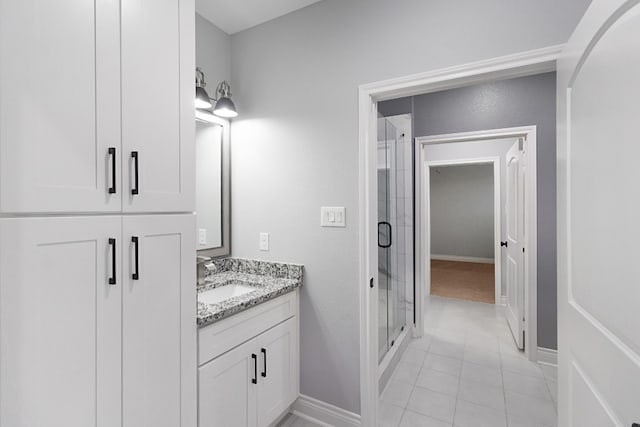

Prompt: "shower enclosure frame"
[376,115,413,378]
[357,45,560,427]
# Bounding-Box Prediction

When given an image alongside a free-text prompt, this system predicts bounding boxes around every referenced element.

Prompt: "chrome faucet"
[197,256,212,286]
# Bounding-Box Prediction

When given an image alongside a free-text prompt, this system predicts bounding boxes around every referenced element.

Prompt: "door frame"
[358,45,560,426]
[417,126,538,361]
[422,156,502,305]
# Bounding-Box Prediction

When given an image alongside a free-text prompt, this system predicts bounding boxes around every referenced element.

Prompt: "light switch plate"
[321,207,346,227]
[259,232,269,251]
[198,228,207,245]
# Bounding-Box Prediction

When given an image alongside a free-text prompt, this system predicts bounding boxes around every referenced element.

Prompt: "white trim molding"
[291,395,361,427]
[537,347,558,367]
[500,295,507,306]
[431,255,495,264]
[358,45,561,426]
[360,44,564,102]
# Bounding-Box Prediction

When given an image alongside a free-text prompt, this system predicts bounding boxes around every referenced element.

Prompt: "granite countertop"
[197,258,303,328]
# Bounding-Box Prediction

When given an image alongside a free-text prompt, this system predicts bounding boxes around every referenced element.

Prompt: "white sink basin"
[199,284,256,305]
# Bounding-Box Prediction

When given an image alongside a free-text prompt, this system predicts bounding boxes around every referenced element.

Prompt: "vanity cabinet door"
[198,339,259,427]
[0,0,121,213]
[122,214,196,427]
[121,0,195,213]
[256,318,299,427]
[0,216,122,427]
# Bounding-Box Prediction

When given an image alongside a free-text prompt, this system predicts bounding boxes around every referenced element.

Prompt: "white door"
[0,217,122,427]
[122,214,196,427]
[121,0,195,213]
[558,1,640,425]
[504,139,525,349]
[198,338,258,427]
[0,0,121,213]
[257,318,298,427]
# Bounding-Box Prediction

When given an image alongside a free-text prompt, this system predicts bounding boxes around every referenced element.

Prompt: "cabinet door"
[122,214,196,427]
[198,339,258,427]
[121,0,195,213]
[257,318,299,427]
[0,217,122,427]
[0,0,121,213]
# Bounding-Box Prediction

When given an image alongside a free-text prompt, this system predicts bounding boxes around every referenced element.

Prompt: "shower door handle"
[378,221,392,248]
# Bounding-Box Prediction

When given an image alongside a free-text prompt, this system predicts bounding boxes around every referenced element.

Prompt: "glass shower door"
[378,117,408,362]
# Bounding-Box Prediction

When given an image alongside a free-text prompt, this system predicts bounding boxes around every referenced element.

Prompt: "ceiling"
[196,0,324,34]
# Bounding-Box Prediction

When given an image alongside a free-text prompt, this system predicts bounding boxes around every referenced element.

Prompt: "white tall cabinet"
[0,0,196,426]
[0,0,194,214]
[0,0,122,213]
[0,217,123,427]
[122,0,195,213]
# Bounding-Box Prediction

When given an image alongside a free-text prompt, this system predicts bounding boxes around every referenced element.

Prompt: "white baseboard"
[500,296,507,306]
[431,254,494,264]
[537,347,558,367]
[292,394,361,427]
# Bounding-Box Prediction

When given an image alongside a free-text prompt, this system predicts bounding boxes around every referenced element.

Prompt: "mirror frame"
[196,113,231,258]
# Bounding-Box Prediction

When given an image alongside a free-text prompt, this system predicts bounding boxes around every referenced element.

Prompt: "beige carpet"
[430,259,495,304]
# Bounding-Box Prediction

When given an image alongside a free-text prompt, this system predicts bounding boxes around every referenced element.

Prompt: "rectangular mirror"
[196,112,230,257]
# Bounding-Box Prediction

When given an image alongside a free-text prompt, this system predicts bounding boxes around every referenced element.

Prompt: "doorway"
[416,128,537,357]
[425,159,501,305]
[358,47,557,426]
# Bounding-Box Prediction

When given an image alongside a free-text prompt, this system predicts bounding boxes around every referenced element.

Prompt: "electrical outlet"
[198,228,207,245]
[259,232,269,251]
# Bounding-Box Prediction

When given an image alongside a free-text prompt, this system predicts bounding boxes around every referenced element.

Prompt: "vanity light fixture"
[195,67,212,109]
[195,67,238,118]
[211,81,238,118]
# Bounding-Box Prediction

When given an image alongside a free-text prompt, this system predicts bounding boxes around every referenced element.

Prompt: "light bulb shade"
[195,86,212,109]
[213,96,238,118]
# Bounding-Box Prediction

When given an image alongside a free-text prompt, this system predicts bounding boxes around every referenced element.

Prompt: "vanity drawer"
[198,290,298,366]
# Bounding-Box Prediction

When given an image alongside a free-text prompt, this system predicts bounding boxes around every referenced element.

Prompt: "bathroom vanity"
[197,258,302,427]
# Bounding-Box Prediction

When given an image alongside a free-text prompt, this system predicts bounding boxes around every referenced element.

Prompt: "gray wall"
[229,0,589,414]
[196,13,231,96]
[195,15,231,250]
[430,164,494,259]
[382,72,559,350]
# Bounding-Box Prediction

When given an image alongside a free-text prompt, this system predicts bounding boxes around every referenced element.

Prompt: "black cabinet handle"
[261,348,267,378]
[108,147,116,194]
[378,221,392,248]
[108,238,116,285]
[501,241,508,247]
[131,151,139,195]
[251,354,258,384]
[132,236,139,280]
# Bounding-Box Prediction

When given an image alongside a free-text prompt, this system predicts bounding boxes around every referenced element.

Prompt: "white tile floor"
[280,296,557,427]
[380,296,557,427]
